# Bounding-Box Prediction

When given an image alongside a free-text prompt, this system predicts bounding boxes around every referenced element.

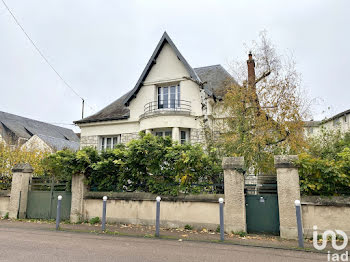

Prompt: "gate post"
[222,157,246,233]
[9,163,33,219]
[274,155,301,239]
[70,173,87,223]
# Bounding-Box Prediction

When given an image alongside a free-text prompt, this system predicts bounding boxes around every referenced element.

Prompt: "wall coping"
[12,163,33,173]
[85,191,224,203]
[274,155,298,168]
[222,157,244,170]
[301,196,350,207]
[0,190,11,197]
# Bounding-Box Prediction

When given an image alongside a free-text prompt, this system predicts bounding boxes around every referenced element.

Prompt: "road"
[0,226,324,262]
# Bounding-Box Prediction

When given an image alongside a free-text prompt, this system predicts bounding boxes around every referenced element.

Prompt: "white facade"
[304,109,350,137]
[76,33,232,150]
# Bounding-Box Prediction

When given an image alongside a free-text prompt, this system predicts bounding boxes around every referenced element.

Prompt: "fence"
[3,158,350,241]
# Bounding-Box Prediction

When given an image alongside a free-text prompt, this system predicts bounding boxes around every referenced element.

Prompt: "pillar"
[9,163,33,219]
[172,127,180,142]
[145,129,152,135]
[222,157,246,233]
[70,174,87,223]
[274,155,301,239]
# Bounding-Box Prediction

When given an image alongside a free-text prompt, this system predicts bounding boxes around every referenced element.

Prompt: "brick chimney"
[247,52,255,87]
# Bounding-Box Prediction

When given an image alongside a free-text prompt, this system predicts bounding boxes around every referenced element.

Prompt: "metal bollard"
[102,196,107,231]
[219,198,224,241]
[295,200,304,248]
[155,196,161,237]
[56,195,62,230]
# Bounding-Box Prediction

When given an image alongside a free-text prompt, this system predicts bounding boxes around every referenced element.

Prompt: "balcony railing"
[143,100,191,115]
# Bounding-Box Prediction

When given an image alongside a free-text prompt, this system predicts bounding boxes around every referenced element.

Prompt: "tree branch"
[255,71,271,84]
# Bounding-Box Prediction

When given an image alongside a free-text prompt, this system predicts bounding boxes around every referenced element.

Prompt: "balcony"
[140,100,191,119]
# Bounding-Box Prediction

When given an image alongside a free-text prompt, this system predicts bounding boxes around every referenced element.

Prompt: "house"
[0,111,80,152]
[75,32,237,149]
[304,109,350,136]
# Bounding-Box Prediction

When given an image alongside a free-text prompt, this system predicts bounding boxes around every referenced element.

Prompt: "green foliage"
[3,212,9,219]
[42,147,100,181]
[233,231,247,237]
[297,130,350,196]
[89,217,100,224]
[184,224,193,230]
[0,175,12,190]
[216,225,220,233]
[43,134,223,196]
[0,142,49,177]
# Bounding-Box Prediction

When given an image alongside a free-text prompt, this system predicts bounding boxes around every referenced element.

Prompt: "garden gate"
[244,175,280,235]
[26,177,71,220]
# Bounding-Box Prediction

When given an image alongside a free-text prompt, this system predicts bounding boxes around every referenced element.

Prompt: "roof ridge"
[193,64,222,69]
[0,111,73,132]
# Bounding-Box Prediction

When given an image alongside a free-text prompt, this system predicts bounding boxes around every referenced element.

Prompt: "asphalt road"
[0,227,325,262]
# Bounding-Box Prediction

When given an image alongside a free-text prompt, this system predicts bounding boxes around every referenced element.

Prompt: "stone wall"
[0,191,10,216]
[190,128,205,144]
[121,132,139,144]
[301,196,350,237]
[80,135,98,148]
[83,192,223,230]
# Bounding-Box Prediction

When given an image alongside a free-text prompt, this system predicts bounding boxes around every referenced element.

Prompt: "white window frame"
[158,84,180,109]
[180,129,190,144]
[154,130,172,138]
[100,135,121,150]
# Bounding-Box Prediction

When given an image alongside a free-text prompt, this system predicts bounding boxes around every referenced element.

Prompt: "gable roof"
[74,92,130,124]
[123,32,201,105]
[0,111,79,143]
[194,65,237,99]
[74,33,237,125]
[36,134,80,151]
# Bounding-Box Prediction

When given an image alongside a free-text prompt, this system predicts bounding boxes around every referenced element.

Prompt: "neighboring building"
[0,111,80,152]
[304,109,350,136]
[75,32,236,149]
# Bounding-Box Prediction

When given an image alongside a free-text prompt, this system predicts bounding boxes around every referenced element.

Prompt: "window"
[100,135,121,150]
[158,84,180,109]
[333,118,340,126]
[154,130,172,138]
[180,130,187,144]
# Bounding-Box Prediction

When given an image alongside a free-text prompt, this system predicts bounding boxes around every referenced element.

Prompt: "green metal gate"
[245,175,280,235]
[26,177,71,220]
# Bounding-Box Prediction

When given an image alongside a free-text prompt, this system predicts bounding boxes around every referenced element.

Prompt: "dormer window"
[158,84,180,109]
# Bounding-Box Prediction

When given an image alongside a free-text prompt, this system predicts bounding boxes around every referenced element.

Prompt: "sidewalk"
[0,218,344,253]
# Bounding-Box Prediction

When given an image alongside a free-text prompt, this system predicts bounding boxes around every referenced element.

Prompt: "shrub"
[233,231,247,237]
[184,224,193,230]
[89,217,100,224]
[43,134,223,196]
[216,225,220,233]
[3,212,9,219]
[0,142,48,178]
[297,130,350,196]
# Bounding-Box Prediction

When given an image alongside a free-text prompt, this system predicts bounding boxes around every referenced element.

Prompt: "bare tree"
[222,31,309,173]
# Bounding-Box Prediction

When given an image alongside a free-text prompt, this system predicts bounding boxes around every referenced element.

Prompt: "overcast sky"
[1,0,349,132]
